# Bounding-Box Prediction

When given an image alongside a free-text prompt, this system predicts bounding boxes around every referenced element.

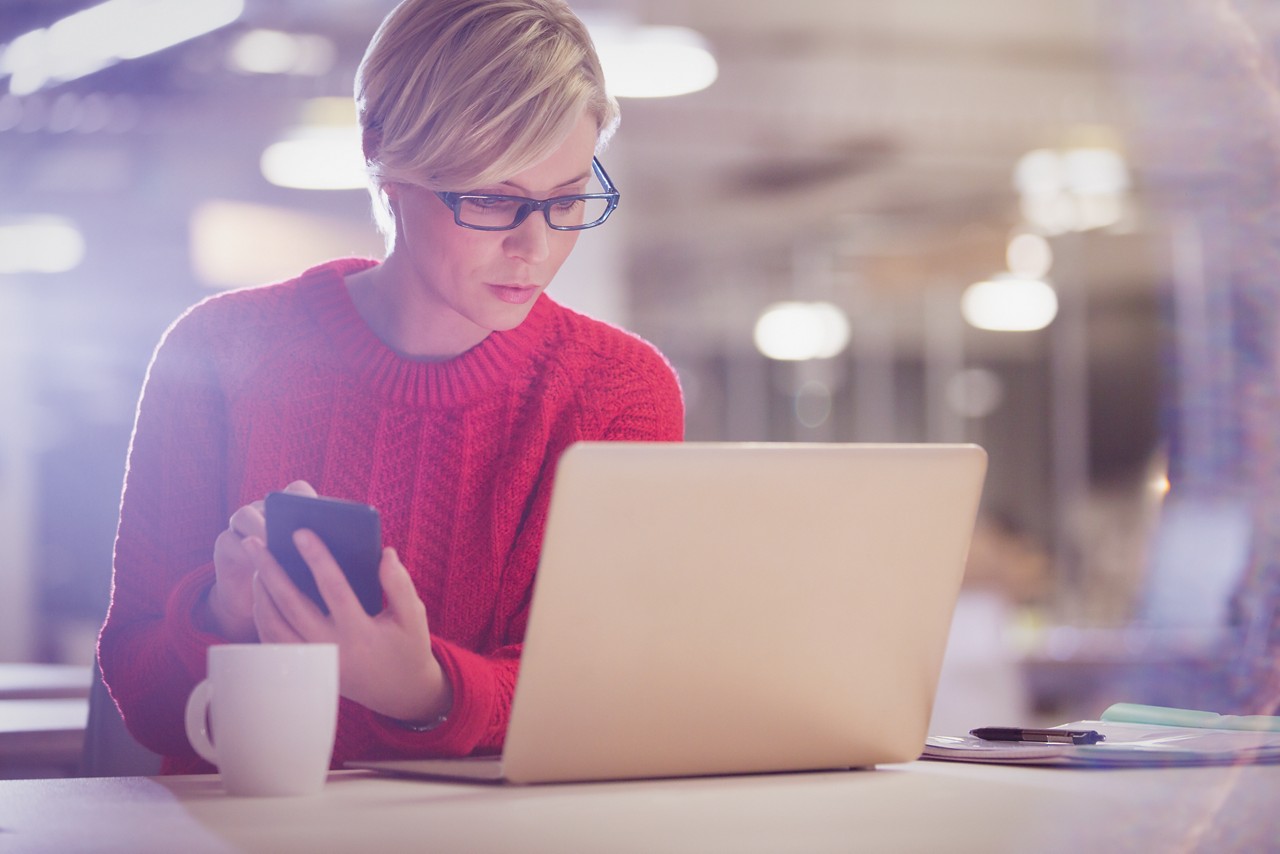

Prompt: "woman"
[99,0,684,773]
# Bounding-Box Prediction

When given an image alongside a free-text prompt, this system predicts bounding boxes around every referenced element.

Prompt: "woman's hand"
[244,530,451,725]
[208,480,317,642]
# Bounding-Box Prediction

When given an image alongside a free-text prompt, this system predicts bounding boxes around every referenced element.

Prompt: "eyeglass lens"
[455,195,612,229]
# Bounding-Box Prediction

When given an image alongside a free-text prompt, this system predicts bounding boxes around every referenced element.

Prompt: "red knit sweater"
[99,258,685,772]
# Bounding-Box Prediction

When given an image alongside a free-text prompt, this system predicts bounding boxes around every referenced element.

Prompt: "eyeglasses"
[435,157,620,231]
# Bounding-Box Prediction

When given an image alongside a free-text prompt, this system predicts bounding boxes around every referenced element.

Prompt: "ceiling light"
[754,301,851,361]
[228,29,335,76]
[260,97,365,191]
[1,0,244,96]
[0,216,85,274]
[590,24,717,98]
[261,131,365,190]
[1013,148,1064,198]
[1063,147,1130,196]
[961,275,1058,332]
[1013,144,1130,235]
[1006,232,1053,279]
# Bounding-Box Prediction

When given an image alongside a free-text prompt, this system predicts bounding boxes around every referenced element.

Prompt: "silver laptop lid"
[500,442,987,783]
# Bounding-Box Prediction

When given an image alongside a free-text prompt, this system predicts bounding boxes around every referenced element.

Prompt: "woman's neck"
[344,257,489,361]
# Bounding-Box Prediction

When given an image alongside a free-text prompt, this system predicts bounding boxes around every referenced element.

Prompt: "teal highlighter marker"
[1101,703,1280,732]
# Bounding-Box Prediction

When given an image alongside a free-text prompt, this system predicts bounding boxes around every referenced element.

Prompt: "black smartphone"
[264,492,384,616]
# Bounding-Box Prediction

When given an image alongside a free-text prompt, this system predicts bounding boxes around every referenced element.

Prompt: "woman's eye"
[464,196,508,210]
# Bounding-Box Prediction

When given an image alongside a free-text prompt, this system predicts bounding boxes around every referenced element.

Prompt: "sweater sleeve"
[98,305,234,762]
[598,339,685,442]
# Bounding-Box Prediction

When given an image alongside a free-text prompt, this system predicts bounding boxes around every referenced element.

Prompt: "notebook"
[350,441,987,784]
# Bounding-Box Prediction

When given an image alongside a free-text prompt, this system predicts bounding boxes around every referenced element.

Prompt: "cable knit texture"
[99,257,685,773]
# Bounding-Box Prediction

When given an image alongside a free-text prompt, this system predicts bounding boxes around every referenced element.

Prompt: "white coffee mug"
[184,643,339,796]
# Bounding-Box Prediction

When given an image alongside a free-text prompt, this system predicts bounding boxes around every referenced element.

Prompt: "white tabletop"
[1,759,1278,853]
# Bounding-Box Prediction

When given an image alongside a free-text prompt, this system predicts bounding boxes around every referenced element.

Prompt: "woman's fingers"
[251,572,306,643]
[228,503,265,540]
[283,480,318,498]
[243,510,446,722]
[380,548,427,627]
[245,536,331,639]
[213,485,319,642]
[291,529,369,626]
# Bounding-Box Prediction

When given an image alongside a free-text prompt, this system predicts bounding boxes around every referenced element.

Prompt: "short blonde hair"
[355,0,619,242]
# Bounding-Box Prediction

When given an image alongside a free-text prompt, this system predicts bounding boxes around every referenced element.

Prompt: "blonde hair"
[355,0,619,243]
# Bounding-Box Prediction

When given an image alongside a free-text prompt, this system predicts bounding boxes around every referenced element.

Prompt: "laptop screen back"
[499,441,987,783]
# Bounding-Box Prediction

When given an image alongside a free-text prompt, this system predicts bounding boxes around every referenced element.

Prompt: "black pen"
[970,727,1105,745]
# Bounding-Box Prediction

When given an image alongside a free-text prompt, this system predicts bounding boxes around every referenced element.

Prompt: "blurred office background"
[2,0,1278,730]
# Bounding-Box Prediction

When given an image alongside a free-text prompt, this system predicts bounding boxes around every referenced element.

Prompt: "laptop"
[351,441,987,784]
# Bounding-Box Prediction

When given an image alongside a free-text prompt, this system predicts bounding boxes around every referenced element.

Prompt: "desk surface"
[1,760,1278,853]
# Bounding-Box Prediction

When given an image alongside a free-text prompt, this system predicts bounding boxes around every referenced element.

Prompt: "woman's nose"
[502,212,552,263]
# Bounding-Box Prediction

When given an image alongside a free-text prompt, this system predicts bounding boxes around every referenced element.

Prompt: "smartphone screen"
[264,492,383,616]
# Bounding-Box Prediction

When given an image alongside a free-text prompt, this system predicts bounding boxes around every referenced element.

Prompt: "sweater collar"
[299,258,556,407]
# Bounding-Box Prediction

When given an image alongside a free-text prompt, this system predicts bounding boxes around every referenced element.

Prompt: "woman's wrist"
[396,663,454,731]
[204,583,257,642]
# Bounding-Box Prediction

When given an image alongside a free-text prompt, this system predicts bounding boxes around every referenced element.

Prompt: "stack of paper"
[923,704,1280,767]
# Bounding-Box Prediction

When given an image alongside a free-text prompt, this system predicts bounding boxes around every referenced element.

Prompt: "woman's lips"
[489,283,540,305]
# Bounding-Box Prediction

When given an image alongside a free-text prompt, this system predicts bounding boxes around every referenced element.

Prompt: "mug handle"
[184,678,219,766]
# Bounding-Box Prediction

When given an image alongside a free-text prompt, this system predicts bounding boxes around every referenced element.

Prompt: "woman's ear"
[361,125,381,164]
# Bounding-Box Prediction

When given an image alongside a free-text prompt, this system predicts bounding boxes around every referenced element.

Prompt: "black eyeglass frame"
[434,157,620,232]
